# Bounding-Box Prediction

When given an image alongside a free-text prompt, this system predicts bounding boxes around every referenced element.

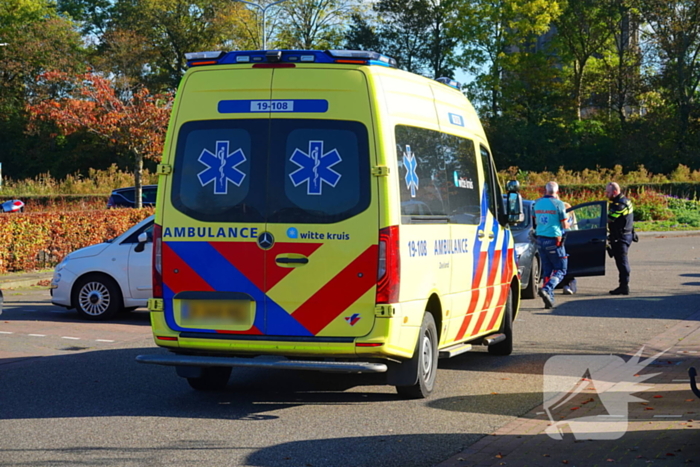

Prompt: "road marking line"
[0,331,14,334]
[597,415,624,418]
[653,415,683,418]
[28,334,46,337]
[673,379,690,382]
[61,336,80,340]
[95,339,115,343]
[677,350,698,354]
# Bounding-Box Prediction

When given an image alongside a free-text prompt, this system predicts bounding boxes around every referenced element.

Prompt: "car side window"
[569,204,604,230]
[121,221,154,244]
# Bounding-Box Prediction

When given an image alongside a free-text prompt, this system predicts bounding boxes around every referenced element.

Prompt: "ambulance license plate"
[181,299,251,326]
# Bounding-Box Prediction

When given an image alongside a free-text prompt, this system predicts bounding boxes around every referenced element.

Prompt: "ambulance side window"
[396,125,480,225]
[479,146,504,224]
[445,136,480,225]
[396,125,449,222]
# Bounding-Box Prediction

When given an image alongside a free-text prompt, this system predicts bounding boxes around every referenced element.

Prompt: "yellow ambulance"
[136,49,524,398]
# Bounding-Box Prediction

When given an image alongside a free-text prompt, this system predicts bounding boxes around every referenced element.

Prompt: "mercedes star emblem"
[257,231,275,250]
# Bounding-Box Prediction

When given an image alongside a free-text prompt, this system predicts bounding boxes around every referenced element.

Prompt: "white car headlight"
[55,256,70,272]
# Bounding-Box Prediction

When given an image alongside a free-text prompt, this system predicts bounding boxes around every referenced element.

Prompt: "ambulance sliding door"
[445,137,483,343]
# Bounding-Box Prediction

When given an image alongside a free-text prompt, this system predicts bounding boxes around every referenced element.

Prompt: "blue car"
[107,185,157,208]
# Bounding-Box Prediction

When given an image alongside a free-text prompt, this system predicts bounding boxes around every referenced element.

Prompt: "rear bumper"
[135,353,388,373]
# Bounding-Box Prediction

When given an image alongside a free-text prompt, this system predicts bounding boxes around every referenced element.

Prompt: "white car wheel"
[73,274,122,320]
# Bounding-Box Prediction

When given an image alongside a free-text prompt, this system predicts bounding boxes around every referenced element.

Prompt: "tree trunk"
[133,150,143,209]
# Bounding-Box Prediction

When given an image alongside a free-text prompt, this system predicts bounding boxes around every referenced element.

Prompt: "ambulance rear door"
[261,67,379,338]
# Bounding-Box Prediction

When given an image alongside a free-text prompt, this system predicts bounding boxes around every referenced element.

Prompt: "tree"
[108,0,255,90]
[27,72,172,208]
[554,0,619,120]
[0,0,87,179]
[639,0,700,149]
[276,0,355,50]
[344,12,382,51]
[374,0,456,77]
[450,0,562,115]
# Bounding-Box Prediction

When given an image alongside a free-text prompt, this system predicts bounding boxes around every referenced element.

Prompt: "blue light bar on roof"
[185,50,398,68]
[327,50,397,67]
[184,51,224,61]
[436,77,462,90]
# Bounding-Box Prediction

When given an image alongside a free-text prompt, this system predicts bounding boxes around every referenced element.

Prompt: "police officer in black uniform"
[606,182,634,295]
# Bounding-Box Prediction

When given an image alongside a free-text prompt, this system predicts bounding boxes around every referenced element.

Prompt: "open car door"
[565,201,607,277]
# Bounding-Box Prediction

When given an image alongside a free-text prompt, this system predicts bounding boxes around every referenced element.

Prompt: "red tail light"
[376,225,400,304]
[152,223,163,298]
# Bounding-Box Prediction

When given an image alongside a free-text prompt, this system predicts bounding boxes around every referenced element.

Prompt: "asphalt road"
[0,234,698,467]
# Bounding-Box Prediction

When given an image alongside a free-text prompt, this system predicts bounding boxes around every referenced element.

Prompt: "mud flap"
[385,359,419,387]
[176,366,204,378]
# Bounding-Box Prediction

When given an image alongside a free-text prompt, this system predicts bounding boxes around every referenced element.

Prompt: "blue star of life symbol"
[289,140,342,195]
[197,141,246,195]
[403,145,419,198]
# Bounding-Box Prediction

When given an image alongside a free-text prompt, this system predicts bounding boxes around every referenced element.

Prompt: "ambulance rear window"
[170,119,370,224]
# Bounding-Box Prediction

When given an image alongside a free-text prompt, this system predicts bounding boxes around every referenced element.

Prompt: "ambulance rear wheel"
[187,367,232,391]
[396,312,438,399]
[488,290,513,356]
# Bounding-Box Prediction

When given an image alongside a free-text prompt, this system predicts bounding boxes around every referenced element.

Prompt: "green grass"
[634,220,700,231]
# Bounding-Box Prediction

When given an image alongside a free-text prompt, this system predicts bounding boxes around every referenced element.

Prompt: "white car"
[50,215,154,320]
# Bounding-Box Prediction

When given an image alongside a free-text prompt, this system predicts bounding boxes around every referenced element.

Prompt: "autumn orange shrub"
[0,208,154,273]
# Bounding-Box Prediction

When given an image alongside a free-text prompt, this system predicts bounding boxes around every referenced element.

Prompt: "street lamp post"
[235,0,289,50]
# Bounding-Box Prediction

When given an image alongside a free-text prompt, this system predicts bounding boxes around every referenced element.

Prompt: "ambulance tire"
[522,255,540,300]
[488,290,513,356]
[186,367,232,391]
[396,312,438,399]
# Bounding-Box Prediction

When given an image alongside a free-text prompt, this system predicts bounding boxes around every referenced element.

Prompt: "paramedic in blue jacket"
[533,182,570,309]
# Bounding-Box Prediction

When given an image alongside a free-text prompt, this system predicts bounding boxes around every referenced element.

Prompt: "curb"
[637,229,700,238]
[0,272,53,290]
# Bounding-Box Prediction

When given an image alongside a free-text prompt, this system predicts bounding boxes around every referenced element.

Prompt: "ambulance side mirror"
[505,181,524,225]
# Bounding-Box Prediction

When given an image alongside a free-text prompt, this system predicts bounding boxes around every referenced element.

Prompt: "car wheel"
[187,367,232,391]
[396,312,438,399]
[72,274,123,321]
[521,255,540,299]
[489,289,514,356]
